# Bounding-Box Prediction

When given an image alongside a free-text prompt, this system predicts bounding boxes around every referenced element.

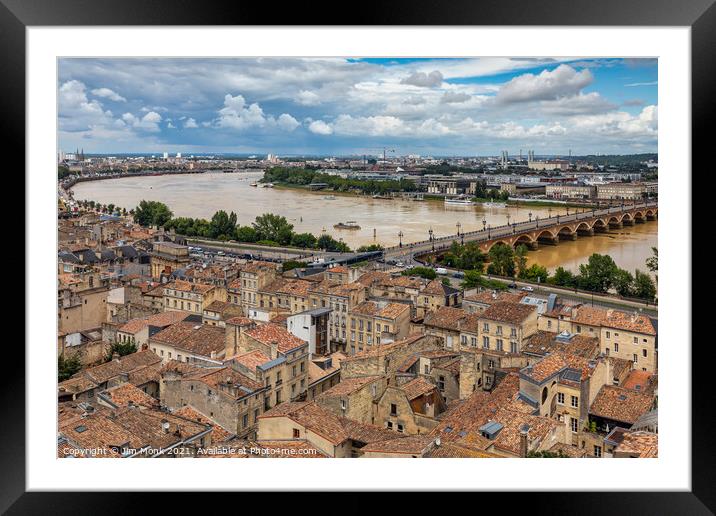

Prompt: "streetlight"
[482,217,487,232]
[535,215,539,228]
[487,224,491,238]
[456,221,461,236]
[506,213,511,226]
[398,230,403,248]
[548,207,553,219]
[528,212,532,222]
[428,227,434,251]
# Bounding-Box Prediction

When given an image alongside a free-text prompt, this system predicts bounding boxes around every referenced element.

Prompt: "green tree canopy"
[252,213,294,245]
[577,254,619,293]
[133,200,173,227]
[402,266,437,280]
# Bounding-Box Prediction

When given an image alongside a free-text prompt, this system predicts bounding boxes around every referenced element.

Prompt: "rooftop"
[589,385,655,425]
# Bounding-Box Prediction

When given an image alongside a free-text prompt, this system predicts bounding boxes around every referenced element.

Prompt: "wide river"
[73,171,657,274]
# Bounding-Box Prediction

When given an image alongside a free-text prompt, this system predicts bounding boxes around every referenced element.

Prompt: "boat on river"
[445,196,475,206]
[333,221,361,230]
[482,201,506,208]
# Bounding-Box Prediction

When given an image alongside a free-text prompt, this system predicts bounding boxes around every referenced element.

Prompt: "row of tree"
[131,200,353,252]
[435,241,658,301]
[261,167,418,195]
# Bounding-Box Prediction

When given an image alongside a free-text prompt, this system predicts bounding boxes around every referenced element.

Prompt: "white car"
[520,286,534,292]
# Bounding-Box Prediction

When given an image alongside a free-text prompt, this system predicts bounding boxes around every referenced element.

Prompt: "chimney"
[519,423,530,458]
[270,340,279,359]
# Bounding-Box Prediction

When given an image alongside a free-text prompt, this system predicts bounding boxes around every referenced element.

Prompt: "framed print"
[8,0,713,511]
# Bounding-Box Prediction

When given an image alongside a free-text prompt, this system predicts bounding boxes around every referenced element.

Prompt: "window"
[496,339,503,352]
[576,325,581,333]
[242,414,248,428]
[571,395,579,408]
[293,428,300,438]
[390,403,397,416]
[633,336,638,344]
[571,417,578,433]
[643,349,647,357]
[594,445,602,458]
[397,424,404,433]
[471,337,477,347]
[614,343,619,352]
[633,354,638,363]
[461,335,467,345]
[606,331,610,338]
[438,376,445,390]
[510,342,518,354]
[386,421,393,429]
[547,320,552,329]
[482,336,490,349]
[483,323,489,332]
[340,399,347,410]
[557,392,565,404]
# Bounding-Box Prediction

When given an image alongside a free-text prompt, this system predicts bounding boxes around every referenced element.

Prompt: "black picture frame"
[5,0,709,512]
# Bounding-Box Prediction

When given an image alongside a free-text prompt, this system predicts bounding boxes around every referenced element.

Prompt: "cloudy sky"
[58,57,657,156]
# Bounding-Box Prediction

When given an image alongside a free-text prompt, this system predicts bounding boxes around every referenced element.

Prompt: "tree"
[356,244,384,252]
[290,232,318,249]
[252,213,294,245]
[105,340,137,361]
[133,200,173,227]
[515,244,529,277]
[487,243,516,277]
[459,243,487,272]
[521,264,549,283]
[613,268,635,297]
[577,253,619,293]
[645,247,658,284]
[550,266,576,287]
[235,225,259,243]
[58,353,82,382]
[461,269,482,289]
[316,234,351,252]
[209,210,238,239]
[633,269,657,300]
[402,266,436,280]
[282,260,308,272]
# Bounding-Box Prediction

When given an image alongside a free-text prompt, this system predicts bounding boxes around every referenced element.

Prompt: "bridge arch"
[484,240,512,253]
[513,234,535,248]
[576,222,592,232]
[622,212,633,221]
[535,229,557,240]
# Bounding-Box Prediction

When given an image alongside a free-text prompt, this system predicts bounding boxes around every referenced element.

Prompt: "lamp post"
[487,224,491,238]
[456,221,461,236]
[535,215,539,228]
[428,227,434,251]
[506,214,511,226]
[528,212,532,222]
[482,217,487,232]
[548,207,552,219]
[398,230,403,248]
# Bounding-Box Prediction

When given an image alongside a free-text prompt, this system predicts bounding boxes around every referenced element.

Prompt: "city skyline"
[58,57,658,155]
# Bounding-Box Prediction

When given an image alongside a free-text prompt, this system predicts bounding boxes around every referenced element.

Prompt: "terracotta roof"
[549,442,587,458]
[489,407,562,456]
[622,370,657,395]
[399,377,438,400]
[150,321,200,345]
[244,323,307,354]
[99,383,159,409]
[431,373,521,441]
[521,351,595,384]
[568,306,656,335]
[464,290,527,305]
[340,333,427,362]
[173,406,233,443]
[338,417,402,445]
[351,300,410,320]
[62,350,162,390]
[614,431,658,457]
[316,375,382,398]
[326,266,349,274]
[225,316,254,327]
[204,300,229,312]
[172,325,226,357]
[480,302,536,324]
[164,279,214,295]
[230,349,271,370]
[423,306,469,331]
[118,310,191,335]
[420,279,459,296]
[260,278,313,298]
[259,402,348,446]
[361,435,436,455]
[191,366,263,394]
[522,330,600,359]
[589,385,655,425]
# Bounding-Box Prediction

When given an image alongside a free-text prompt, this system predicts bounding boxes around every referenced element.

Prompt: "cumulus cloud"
[539,92,616,116]
[122,111,163,132]
[440,91,472,104]
[90,87,126,102]
[496,64,593,103]
[296,90,321,106]
[216,94,270,130]
[183,117,198,128]
[307,119,333,135]
[400,70,443,88]
[58,80,115,132]
[277,113,300,132]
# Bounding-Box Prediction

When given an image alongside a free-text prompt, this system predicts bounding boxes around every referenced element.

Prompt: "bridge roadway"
[383,201,658,261]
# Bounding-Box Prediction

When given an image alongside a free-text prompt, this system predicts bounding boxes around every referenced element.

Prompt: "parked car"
[435,267,448,275]
[452,271,465,279]
[521,286,534,292]
[508,282,517,289]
